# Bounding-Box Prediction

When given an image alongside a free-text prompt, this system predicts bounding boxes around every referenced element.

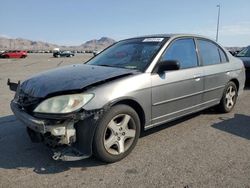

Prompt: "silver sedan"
[10,34,245,163]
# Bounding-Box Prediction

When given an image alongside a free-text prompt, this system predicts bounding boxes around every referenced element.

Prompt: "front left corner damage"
[47,108,106,161]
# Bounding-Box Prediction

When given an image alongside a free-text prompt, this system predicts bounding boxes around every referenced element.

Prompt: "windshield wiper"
[98,64,139,71]
[98,64,114,67]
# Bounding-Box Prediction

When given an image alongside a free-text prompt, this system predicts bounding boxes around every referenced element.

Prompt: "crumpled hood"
[20,64,137,98]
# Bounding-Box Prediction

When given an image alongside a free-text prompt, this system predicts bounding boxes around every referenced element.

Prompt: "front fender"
[74,110,105,156]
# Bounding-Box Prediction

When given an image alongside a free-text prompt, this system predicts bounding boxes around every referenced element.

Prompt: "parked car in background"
[0,50,5,57]
[93,50,101,56]
[0,50,27,58]
[229,50,237,56]
[8,34,245,163]
[236,46,250,82]
[53,51,75,58]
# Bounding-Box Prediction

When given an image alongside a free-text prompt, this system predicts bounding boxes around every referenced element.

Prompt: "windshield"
[236,47,250,57]
[86,37,167,71]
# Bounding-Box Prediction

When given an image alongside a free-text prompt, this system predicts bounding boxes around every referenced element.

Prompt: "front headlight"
[34,93,94,114]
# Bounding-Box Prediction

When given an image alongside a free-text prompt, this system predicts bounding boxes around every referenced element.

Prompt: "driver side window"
[161,38,198,69]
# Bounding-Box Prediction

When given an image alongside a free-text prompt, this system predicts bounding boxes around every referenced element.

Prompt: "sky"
[1,0,250,47]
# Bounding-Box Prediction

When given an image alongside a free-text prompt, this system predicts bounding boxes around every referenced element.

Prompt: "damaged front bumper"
[10,100,103,161]
[11,101,77,144]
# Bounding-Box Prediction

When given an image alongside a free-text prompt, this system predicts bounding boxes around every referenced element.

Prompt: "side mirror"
[156,60,180,73]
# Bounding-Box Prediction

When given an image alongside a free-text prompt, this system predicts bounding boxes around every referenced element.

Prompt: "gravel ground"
[0,54,249,188]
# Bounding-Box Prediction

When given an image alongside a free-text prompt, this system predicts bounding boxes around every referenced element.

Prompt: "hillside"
[0,37,115,51]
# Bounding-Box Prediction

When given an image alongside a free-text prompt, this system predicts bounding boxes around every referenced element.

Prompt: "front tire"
[217,81,238,113]
[93,104,140,163]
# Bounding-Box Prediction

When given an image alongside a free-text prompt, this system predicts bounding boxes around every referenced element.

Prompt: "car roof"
[126,33,214,41]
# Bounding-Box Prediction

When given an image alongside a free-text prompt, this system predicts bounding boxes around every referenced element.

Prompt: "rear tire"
[217,81,238,113]
[93,104,140,163]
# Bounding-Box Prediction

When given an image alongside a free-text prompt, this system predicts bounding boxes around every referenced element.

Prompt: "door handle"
[193,75,202,81]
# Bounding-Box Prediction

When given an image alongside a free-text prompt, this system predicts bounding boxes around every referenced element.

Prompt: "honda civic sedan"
[9,34,245,163]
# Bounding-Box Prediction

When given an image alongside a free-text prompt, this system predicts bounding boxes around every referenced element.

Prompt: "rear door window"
[218,48,228,63]
[197,39,221,65]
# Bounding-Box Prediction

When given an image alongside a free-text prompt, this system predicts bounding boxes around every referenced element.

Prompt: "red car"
[0,50,27,58]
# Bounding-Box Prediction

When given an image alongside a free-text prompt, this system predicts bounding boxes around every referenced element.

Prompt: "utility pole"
[216,4,221,42]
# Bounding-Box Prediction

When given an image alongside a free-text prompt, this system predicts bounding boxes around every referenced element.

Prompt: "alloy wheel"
[104,114,136,155]
[225,85,236,109]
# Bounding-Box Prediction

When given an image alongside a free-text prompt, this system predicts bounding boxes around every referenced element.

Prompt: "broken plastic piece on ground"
[52,146,90,161]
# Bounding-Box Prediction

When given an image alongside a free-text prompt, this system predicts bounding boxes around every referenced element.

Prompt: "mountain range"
[0,37,116,51]
[0,36,243,52]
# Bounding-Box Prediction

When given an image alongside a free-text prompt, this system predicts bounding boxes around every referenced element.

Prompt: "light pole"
[216,4,221,42]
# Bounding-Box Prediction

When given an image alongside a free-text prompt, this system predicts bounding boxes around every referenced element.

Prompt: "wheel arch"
[229,78,239,92]
[108,98,146,132]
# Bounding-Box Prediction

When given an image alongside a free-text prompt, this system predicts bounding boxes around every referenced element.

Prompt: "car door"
[16,51,21,58]
[196,39,229,107]
[8,51,14,58]
[13,51,18,58]
[150,38,204,127]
